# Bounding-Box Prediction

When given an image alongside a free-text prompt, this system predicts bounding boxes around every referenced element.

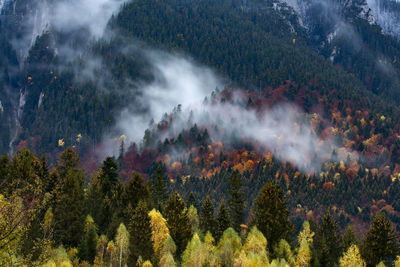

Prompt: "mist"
[113,52,353,172]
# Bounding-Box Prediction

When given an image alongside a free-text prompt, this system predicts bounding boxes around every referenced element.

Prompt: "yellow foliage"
[142,260,153,267]
[58,139,65,147]
[339,245,365,267]
[394,256,400,267]
[148,209,170,261]
[76,134,82,143]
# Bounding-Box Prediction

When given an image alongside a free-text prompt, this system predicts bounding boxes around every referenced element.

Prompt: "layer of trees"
[1,147,399,266]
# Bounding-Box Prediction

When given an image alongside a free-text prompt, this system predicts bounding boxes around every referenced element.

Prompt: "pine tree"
[150,166,168,211]
[251,181,294,252]
[361,213,399,266]
[164,191,192,257]
[314,209,341,266]
[128,201,154,265]
[200,195,216,236]
[216,199,231,242]
[227,171,245,233]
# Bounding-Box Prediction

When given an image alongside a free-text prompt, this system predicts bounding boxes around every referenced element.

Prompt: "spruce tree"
[78,216,98,264]
[200,195,216,236]
[361,213,399,266]
[128,200,154,265]
[343,225,357,251]
[164,191,192,257]
[314,209,341,266]
[150,166,168,211]
[53,148,85,247]
[251,181,294,252]
[121,173,150,223]
[227,171,245,233]
[216,199,231,242]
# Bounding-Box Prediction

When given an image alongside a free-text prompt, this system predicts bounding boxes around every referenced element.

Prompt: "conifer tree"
[339,244,365,267]
[251,181,294,252]
[187,205,200,232]
[361,213,399,266]
[164,191,192,257]
[128,201,154,265]
[200,195,216,236]
[227,171,245,233]
[216,199,231,242]
[78,216,98,264]
[100,157,119,197]
[181,233,210,267]
[314,209,341,266]
[150,166,168,211]
[53,148,85,247]
[148,209,170,261]
[121,173,150,223]
[343,225,357,251]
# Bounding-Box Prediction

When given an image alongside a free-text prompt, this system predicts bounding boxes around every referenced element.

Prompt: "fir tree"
[128,200,154,265]
[216,199,231,242]
[343,225,357,251]
[164,191,192,257]
[227,171,245,233]
[200,195,216,236]
[78,216,98,264]
[150,166,168,211]
[361,213,399,266]
[53,148,85,247]
[314,209,341,267]
[251,181,294,252]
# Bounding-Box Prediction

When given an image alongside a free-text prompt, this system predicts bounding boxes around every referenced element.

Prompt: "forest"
[1,147,399,266]
[1,0,400,266]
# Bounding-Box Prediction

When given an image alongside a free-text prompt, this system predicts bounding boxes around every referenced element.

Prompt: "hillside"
[0,0,400,265]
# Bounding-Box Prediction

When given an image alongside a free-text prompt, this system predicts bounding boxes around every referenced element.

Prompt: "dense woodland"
[1,0,400,265]
[1,147,399,266]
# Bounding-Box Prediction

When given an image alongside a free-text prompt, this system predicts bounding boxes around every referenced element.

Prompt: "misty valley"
[1,0,400,266]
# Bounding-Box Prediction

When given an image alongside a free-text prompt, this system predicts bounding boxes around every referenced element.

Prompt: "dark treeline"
[0,147,399,266]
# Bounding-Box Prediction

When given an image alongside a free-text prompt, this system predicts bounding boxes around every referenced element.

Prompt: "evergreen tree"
[164,191,192,257]
[128,201,154,265]
[200,195,216,236]
[187,192,197,210]
[216,199,231,242]
[361,213,399,266]
[251,181,294,252]
[53,148,85,247]
[314,210,341,267]
[343,225,357,251]
[78,216,98,264]
[100,157,119,197]
[150,166,168,211]
[187,205,200,232]
[121,173,150,223]
[227,171,245,233]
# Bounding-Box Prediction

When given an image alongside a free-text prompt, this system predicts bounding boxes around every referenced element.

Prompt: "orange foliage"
[171,162,182,172]
[323,181,335,192]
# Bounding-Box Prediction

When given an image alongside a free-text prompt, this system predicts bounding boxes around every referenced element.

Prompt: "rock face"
[367,0,400,39]
[277,0,400,39]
